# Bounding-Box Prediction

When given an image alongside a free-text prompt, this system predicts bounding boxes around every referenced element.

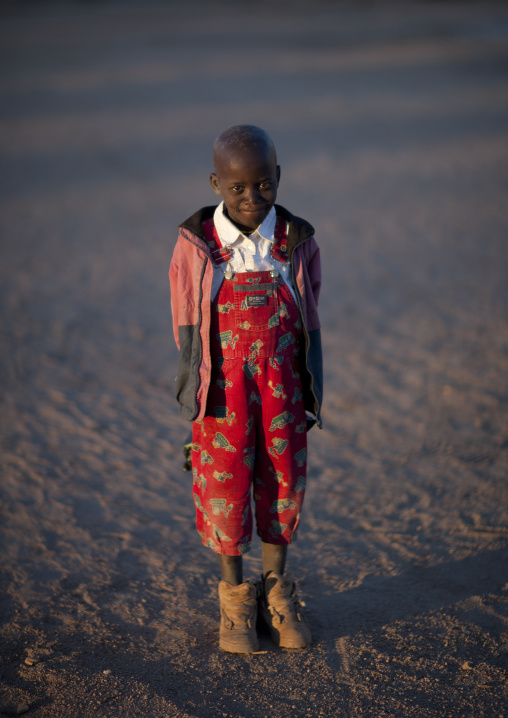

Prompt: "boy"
[169,125,322,653]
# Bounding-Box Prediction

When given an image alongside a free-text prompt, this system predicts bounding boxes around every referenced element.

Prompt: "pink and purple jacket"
[169,204,323,427]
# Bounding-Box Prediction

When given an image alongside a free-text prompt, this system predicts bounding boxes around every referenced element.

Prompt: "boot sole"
[219,635,260,653]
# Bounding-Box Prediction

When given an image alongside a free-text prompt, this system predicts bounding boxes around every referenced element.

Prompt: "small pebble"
[17,703,30,716]
[462,661,472,670]
[103,669,111,675]
[24,657,39,667]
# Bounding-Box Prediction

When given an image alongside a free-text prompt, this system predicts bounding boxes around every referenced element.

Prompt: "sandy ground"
[1,1,508,716]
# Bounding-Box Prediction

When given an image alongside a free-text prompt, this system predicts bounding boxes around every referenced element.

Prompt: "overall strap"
[202,217,233,265]
[270,216,288,264]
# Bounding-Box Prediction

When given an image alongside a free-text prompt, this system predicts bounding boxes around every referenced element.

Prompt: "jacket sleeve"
[300,238,321,333]
[169,242,180,350]
[168,230,214,422]
[293,236,323,428]
[307,239,322,310]
[169,231,210,346]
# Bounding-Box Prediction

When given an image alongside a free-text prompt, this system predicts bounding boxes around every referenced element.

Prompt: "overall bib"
[192,259,308,556]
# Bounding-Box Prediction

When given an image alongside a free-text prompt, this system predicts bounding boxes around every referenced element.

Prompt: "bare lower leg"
[262,542,287,578]
[219,555,243,586]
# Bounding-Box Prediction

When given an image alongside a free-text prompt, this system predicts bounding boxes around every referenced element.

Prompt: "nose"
[245,186,262,204]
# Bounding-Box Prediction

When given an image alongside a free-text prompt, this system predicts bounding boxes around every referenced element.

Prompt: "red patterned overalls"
[191,219,307,556]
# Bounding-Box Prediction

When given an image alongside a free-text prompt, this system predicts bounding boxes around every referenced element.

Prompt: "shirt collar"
[213,202,276,247]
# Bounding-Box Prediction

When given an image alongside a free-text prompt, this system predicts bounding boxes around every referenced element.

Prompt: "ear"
[276,165,281,186]
[210,172,222,196]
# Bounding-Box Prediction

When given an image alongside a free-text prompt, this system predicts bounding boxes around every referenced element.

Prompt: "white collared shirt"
[211,202,296,300]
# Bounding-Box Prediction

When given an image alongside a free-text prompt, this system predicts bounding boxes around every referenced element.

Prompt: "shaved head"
[209,125,280,231]
[213,125,277,170]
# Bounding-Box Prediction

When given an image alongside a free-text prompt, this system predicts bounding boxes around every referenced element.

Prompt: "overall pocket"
[233,280,279,332]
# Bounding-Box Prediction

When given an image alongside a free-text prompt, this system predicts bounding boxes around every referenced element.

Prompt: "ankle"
[261,541,287,577]
[219,554,243,585]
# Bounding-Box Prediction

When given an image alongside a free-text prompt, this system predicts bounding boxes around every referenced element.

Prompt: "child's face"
[210,145,280,232]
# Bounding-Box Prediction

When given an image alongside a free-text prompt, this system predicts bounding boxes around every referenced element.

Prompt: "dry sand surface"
[1,1,508,716]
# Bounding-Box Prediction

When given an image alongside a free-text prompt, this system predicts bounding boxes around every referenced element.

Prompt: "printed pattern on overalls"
[192,266,307,556]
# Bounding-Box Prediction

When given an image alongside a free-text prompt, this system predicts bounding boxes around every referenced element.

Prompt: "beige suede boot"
[218,580,259,653]
[258,572,311,649]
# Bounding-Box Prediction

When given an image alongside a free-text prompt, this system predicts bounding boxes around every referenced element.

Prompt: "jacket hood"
[179,204,315,258]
